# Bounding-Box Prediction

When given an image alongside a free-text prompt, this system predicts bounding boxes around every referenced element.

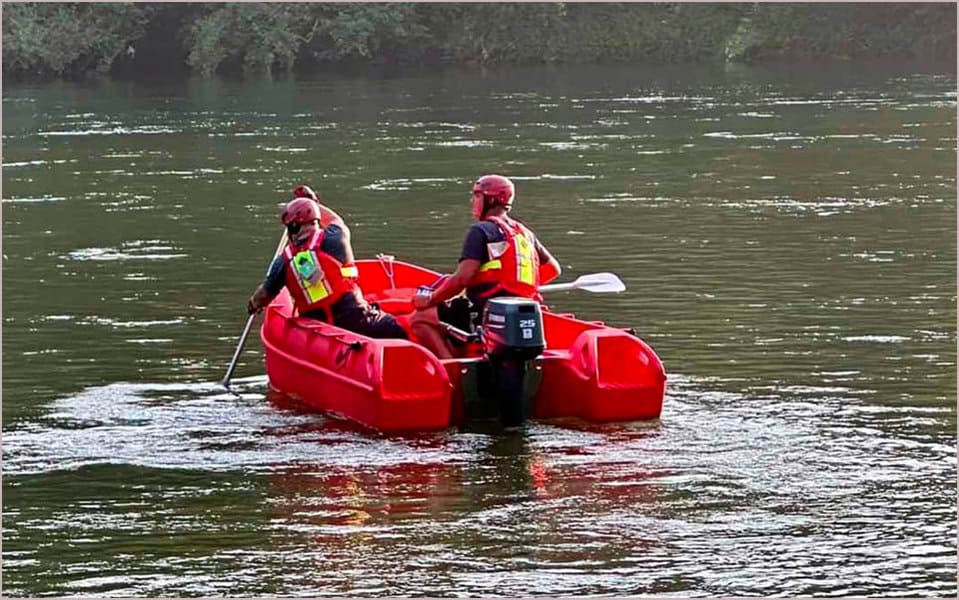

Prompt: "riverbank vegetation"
[3,2,954,80]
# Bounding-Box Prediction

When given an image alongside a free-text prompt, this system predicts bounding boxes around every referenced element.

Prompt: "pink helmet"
[281,197,319,226]
[472,174,515,208]
[292,184,319,201]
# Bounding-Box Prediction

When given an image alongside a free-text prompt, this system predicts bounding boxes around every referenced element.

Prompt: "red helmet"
[281,197,319,226]
[472,174,515,208]
[292,184,318,201]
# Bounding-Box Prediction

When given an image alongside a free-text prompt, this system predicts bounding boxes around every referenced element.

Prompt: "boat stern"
[534,328,666,422]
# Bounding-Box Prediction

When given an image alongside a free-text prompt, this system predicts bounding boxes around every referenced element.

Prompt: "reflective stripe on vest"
[283,229,359,314]
[512,230,536,286]
[286,230,333,304]
[473,215,540,298]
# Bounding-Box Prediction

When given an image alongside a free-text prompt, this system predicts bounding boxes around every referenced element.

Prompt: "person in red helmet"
[410,174,561,358]
[292,183,347,230]
[246,197,407,339]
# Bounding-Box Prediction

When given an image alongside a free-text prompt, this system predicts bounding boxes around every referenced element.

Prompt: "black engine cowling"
[480,297,545,360]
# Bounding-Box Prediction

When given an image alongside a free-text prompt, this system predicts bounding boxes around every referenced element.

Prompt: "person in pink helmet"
[247,196,407,339]
[411,174,561,358]
[291,183,346,230]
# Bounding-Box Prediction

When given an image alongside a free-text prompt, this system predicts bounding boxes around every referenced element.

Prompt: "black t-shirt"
[261,224,364,319]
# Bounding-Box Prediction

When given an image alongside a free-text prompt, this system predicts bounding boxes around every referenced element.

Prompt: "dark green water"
[2,63,956,596]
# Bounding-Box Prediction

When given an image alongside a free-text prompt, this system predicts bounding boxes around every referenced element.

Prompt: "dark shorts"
[338,304,408,340]
[304,299,408,340]
[437,296,483,332]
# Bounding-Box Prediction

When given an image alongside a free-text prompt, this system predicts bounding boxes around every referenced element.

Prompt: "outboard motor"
[482,297,545,358]
[480,297,545,426]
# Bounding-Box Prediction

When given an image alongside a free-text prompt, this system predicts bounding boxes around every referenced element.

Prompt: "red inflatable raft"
[260,258,666,432]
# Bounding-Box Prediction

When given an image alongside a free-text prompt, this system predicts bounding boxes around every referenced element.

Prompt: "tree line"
[2,3,954,80]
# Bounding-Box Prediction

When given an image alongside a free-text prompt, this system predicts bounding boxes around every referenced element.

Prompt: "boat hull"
[261,259,666,432]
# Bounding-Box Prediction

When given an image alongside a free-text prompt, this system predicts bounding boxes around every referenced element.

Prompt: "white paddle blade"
[539,272,626,294]
[573,272,625,293]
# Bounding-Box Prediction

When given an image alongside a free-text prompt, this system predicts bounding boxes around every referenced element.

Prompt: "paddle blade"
[571,272,625,293]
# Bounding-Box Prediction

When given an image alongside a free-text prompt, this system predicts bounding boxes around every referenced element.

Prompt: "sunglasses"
[286,220,318,235]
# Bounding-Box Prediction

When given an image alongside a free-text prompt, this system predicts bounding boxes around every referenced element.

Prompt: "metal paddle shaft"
[220,314,256,387]
[220,230,289,388]
[539,272,626,294]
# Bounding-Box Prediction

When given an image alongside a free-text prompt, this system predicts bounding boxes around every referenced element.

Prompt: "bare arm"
[338,223,356,263]
[414,258,481,310]
[247,284,275,314]
[318,203,347,230]
[248,257,285,314]
[536,240,561,285]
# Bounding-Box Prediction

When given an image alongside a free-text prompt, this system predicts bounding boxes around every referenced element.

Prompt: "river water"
[2,63,956,596]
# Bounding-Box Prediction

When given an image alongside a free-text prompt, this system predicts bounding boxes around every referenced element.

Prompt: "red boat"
[260,257,666,432]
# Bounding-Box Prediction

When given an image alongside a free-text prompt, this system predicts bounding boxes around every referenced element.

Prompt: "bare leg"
[410,307,456,359]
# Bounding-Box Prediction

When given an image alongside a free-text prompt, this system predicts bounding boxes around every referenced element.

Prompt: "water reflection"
[1,369,955,595]
[2,62,956,595]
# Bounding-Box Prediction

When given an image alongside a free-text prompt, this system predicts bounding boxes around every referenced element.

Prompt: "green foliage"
[184,3,428,75]
[553,3,744,64]
[2,2,954,80]
[308,3,427,62]
[416,3,570,64]
[2,2,154,77]
[186,3,316,77]
[729,3,956,62]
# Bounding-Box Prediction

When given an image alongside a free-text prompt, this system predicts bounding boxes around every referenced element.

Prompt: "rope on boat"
[376,253,396,289]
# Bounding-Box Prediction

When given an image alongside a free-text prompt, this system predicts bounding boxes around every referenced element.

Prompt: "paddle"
[220,230,288,389]
[436,273,624,344]
[539,272,625,294]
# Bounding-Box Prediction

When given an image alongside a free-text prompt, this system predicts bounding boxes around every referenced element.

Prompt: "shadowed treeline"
[2,2,955,80]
